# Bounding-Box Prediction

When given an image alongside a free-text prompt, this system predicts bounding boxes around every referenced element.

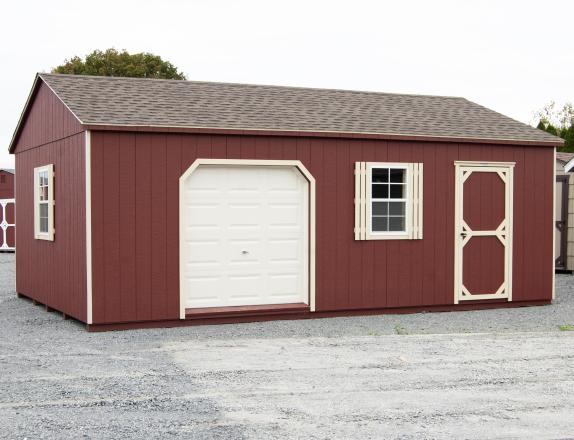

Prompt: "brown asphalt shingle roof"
[39,73,562,145]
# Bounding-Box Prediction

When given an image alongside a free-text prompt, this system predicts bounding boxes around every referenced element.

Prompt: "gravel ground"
[1,253,573,439]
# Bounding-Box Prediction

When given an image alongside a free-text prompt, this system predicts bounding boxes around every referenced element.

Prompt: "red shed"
[0,168,15,250]
[8,73,564,331]
[0,169,15,199]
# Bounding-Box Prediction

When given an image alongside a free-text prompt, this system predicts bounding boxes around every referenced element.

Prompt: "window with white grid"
[355,162,423,240]
[34,164,54,241]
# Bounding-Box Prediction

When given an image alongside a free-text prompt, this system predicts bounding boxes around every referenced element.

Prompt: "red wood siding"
[13,82,83,154]
[0,171,15,199]
[15,132,87,321]
[90,131,554,324]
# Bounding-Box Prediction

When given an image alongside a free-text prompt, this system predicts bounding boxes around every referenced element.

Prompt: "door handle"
[241,250,249,255]
[460,232,467,238]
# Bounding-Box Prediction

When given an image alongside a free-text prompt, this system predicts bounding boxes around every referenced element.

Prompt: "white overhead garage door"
[181,165,309,309]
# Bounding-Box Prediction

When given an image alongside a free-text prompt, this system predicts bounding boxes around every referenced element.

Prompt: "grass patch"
[394,324,409,335]
[558,325,574,331]
[366,330,381,336]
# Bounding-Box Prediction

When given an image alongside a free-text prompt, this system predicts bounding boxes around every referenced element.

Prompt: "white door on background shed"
[182,165,309,309]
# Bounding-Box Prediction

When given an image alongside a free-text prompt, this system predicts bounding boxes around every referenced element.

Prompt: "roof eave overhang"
[83,123,564,148]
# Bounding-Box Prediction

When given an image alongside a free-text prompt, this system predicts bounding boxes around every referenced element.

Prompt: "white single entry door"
[181,165,309,309]
[454,162,514,303]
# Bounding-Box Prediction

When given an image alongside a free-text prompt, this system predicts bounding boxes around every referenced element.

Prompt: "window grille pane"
[389,184,404,199]
[389,216,405,231]
[372,168,388,183]
[372,202,388,216]
[39,203,48,218]
[40,217,48,233]
[40,187,48,201]
[389,202,405,216]
[372,184,388,198]
[372,217,388,232]
[389,169,405,183]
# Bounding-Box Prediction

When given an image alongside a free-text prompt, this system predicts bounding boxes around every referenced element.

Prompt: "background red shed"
[0,169,16,250]
[0,169,15,199]
[8,73,564,330]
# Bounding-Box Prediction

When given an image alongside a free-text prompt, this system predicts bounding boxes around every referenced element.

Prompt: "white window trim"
[355,161,423,241]
[366,162,411,240]
[34,164,55,241]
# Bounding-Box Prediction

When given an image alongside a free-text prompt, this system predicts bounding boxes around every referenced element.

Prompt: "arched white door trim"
[179,159,316,319]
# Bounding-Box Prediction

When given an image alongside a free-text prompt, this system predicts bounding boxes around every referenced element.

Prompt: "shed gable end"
[10,80,83,154]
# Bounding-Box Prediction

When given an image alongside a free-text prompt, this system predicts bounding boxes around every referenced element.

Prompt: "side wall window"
[355,162,423,240]
[34,164,54,241]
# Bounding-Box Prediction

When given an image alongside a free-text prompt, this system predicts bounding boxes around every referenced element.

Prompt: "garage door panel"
[268,239,301,262]
[185,240,222,265]
[185,275,225,308]
[227,274,262,303]
[182,164,309,309]
[265,167,302,188]
[267,273,302,301]
[267,205,301,226]
[185,205,222,226]
[228,206,263,224]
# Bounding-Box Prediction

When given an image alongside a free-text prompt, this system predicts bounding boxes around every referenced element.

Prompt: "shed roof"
[556,152,574,163]
[0,169,14,174]
[10,73,565,152]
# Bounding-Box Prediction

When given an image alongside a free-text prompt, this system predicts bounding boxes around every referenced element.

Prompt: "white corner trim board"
[85,130,93,325]
[179,159,316,319]
[552,148,556,300]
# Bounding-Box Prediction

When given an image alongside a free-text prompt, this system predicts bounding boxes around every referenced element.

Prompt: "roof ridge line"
[38,72,466,100]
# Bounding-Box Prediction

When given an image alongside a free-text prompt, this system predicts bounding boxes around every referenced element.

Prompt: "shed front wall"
[90,131,553,324]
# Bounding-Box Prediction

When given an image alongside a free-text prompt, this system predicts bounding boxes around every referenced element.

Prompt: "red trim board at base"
[185,303,310,319]
[86,300,551,332]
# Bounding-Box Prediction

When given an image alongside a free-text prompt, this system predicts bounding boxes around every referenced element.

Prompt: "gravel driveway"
[1,253,573,439]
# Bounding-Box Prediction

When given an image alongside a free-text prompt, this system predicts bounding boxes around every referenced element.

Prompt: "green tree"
[535,101,574,151]
[52,48,186,80]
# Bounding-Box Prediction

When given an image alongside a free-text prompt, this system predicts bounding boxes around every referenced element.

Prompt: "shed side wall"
[91,131,553,324]
[14,136,87,321]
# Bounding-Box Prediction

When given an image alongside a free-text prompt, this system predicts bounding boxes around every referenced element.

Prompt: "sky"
[0,0,572,168]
